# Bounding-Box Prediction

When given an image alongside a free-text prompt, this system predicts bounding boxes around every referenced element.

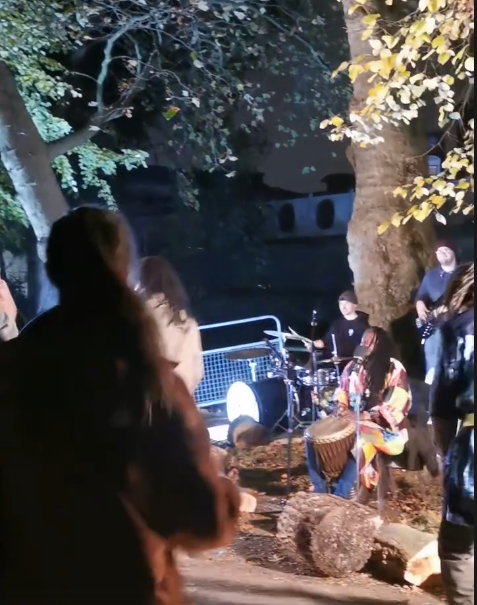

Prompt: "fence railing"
[194,315,284,409]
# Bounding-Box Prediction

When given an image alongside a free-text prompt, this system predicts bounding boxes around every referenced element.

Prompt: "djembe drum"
[305,415,356,480]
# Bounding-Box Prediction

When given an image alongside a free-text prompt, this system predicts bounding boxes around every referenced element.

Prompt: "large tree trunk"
[342,0,435,330]
[0,61,68,256]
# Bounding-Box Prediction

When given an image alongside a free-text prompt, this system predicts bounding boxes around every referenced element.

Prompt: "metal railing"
[195,315,284,409]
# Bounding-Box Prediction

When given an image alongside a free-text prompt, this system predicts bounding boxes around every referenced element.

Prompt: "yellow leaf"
[378,221,391,235]
[363,14,380,26]
[383,35,399,49]
[362,28,374,41]
[430,195,446,208]
[465,57,475,72]
[331,116,344,128]
[432,36,446,50]
[163,106,180,121]
[391,213,403,227]
[349,64,364,83]
[438,52,452,66]
[332,61,350,79]
[414,202,433,222]
[393,187,408,199]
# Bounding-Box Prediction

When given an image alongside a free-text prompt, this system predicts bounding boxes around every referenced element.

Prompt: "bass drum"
[226,378,290,429]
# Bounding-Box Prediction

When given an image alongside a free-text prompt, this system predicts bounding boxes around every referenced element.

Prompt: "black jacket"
[431,308,474,421]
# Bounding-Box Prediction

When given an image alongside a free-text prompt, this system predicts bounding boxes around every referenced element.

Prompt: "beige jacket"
[148,300,204,395]
[0,280,18,342]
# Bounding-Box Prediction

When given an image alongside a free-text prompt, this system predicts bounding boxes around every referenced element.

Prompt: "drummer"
[313,290,369,360]
[306,327,412,499]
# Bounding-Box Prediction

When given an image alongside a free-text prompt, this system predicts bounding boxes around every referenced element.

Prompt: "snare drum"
[305,415,356,479]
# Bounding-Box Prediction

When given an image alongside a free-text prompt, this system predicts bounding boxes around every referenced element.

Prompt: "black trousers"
[439,520,475,605]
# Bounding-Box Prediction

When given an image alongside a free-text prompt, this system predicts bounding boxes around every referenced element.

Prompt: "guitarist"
[416,241,459,383]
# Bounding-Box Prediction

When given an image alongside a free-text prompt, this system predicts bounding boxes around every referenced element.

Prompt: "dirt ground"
[182,555,442,605]
[196,439,446,604]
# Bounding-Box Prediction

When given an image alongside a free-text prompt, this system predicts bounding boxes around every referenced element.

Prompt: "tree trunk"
[341,0,435,330]
[0,61,68,251]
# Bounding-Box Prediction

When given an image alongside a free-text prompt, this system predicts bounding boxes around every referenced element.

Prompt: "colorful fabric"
[337,358,412,489]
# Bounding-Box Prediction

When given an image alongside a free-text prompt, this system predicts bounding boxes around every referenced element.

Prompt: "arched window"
[316,199,335,230]
[278,203,296,233]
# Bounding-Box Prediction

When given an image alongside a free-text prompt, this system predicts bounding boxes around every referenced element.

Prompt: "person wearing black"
[416,241,459,382]
[431,264,474,605]
[314,290,369,359]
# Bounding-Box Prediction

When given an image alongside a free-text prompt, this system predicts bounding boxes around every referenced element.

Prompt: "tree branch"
[47,51,154,161]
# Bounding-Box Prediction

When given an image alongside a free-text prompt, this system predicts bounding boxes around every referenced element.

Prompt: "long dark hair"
[362,327,395,406]
[139,256,192,325]
[446,263,474,316]
[46,207,163,404]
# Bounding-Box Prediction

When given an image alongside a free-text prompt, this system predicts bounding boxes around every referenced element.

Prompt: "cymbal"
[315,356,352,366]
[227,348,270,361]
[264,329,311,344]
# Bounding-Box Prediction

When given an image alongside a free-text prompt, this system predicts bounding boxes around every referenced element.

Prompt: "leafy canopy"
[1,0,350,248]
[0,1,148,246]
[321,0,474,230]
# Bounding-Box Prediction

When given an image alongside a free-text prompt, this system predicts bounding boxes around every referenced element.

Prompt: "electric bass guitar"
[416,298,448,342]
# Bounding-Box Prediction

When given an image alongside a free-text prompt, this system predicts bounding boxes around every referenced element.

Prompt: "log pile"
[277,492,440,586]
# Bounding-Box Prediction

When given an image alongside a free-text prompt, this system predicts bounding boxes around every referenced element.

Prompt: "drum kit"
[226,328,353,430]
[226,328,358,493]
[226,328,372,496]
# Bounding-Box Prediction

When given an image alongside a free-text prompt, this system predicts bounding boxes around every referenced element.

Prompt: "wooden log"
[371,524,440,587]
[227,416,270,449]
[277,493,383,577]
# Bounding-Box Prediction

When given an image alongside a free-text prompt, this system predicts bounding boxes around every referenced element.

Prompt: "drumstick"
[332,333,338,357]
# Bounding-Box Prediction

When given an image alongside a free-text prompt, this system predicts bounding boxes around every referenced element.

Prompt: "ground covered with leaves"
[222,439,445,600]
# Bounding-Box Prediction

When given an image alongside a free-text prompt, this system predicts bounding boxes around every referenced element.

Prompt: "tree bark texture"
[0,61,68,246]
[341,0,435,330]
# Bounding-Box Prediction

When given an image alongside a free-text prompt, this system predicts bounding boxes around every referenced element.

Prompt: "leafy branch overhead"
[0,0,344,238]
[321,0,474,229]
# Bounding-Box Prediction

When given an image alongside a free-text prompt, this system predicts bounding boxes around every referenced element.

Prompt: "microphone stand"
[310,310,318,422]
[349,346,369,498]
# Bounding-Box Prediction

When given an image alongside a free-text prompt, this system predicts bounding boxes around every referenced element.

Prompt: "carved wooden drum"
[305,415,356,479]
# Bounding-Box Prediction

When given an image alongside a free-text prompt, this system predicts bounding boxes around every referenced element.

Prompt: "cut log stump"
[371,524,441,587]
[277,493,383,577]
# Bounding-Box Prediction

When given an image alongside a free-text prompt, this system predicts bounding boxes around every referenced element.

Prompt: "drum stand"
[248,360,258,383]
[262,341,302,494]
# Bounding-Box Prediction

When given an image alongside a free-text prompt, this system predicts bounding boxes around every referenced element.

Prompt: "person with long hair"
[0,207,239,605]
[138,256,204,395]
[306,327,412,499]
[338,328,412,488]
[431,263,474,605]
